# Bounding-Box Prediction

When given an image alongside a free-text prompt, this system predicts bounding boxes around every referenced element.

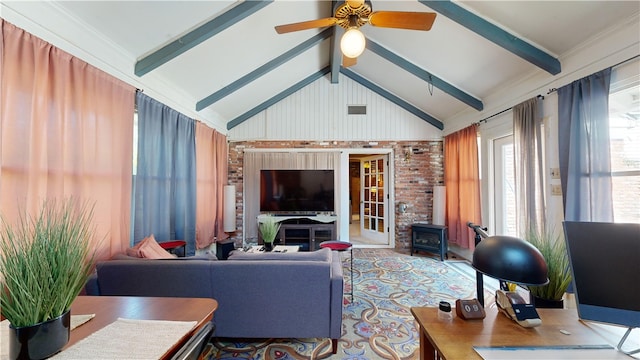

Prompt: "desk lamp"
[469,224,549,327]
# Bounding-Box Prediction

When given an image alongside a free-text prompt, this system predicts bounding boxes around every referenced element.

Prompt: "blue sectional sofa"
[84,248,344,353]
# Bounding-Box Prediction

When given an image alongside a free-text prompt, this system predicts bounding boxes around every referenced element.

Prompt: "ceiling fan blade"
[343,55,357,68]
[275,18,338,34]
[369,11,436,31]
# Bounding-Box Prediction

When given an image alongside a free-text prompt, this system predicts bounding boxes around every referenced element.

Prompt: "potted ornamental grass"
[0,199,97,359]
[525,227,572,308]
[258,215,281,252]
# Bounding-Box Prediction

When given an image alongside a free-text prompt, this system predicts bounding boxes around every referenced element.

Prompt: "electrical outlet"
[551,184,562,196]
[550,168,560,179]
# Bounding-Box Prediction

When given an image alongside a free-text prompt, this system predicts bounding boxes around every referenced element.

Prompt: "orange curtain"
[444,124,481,249]
[195,122,228,249]
[0,20,135,261]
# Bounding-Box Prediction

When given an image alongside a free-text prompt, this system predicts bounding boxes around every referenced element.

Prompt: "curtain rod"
[476,94,544,125]
[477,54,639,125]
[547,54,639,95]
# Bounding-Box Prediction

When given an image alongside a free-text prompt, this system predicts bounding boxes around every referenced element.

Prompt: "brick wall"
[226,140,444,252]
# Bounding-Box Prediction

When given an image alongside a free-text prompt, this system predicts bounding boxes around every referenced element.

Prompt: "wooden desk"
[67,296,217,359]
[411,307,613,360]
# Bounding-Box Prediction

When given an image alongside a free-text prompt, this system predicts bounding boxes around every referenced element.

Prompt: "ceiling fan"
[275,0,436,67]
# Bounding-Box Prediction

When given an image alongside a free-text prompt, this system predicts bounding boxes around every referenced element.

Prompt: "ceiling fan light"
[340,28,366,58]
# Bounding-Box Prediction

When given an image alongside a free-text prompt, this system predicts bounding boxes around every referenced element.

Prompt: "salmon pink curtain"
[195,122,228,249]
[444,124,482,249]
[0,20,135,261]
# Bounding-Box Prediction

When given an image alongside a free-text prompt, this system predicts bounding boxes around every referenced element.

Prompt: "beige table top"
[68,296,217,359]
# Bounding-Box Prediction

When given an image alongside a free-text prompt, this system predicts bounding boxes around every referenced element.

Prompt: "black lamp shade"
[472,235,549,286]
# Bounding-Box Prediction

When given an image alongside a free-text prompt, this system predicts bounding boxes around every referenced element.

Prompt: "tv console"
[257,214,337,223]
[257,214,337,251]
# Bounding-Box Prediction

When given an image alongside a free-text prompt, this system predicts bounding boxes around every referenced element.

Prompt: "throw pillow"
[126,234,176,259]
[125,237,147,257]
[139,236,176,259]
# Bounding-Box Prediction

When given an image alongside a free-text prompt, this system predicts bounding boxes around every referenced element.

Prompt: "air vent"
[348,105,367,115]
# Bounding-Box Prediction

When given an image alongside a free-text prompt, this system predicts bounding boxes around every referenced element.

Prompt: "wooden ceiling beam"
[227,67,331,130]
[329,0,343,84]
[135,0,273,76]
[197,28,332,111]
[367,40,483,111]
[420,0,561,75]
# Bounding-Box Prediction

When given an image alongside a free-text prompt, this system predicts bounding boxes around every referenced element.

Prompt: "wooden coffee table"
[242,245,299,253]
[67,296,217,359]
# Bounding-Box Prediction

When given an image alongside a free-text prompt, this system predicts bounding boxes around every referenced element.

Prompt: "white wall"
[228,72,443,141]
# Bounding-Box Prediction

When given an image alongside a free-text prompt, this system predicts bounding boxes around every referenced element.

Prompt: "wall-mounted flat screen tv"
[260,169,335,214]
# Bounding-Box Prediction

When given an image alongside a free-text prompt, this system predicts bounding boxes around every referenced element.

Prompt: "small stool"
[159,240,187,257]
[319,241,354,301]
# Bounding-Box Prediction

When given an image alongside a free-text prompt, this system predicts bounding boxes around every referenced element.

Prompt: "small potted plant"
[525,227,572,308]
[0,199,97,359]
[258,215,281,252]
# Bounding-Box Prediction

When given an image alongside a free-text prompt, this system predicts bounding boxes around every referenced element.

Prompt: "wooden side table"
[320,240,354,301]
[159,240,187,257]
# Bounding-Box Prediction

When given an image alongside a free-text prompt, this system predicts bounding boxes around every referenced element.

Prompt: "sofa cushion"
[227,247,331,262]
[95,260,216,298]
[170,253,218,261]
[126,234,176,259]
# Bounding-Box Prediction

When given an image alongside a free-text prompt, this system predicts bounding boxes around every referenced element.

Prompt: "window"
[609,84,640,223]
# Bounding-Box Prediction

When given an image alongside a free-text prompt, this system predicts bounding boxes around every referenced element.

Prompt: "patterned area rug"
[202,249,494,360]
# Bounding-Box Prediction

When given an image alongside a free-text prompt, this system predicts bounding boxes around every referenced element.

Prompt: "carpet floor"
[201,249,496,360]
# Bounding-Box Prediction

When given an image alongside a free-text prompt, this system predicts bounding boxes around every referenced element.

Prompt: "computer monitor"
[563,221,640,327]
[563,221,640,354]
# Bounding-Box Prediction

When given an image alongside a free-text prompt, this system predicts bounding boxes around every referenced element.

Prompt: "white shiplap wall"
[228,72,443,141]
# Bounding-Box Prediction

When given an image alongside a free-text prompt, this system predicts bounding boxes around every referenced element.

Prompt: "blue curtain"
[557,68,613,222]
[134,92,197,255]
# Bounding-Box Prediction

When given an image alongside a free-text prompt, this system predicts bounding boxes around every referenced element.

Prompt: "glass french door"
[493,135,517,236]
[360,155,389,244]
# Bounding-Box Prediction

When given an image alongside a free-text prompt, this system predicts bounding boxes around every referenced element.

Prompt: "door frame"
[340,149,394,248]
[359,154,390,244]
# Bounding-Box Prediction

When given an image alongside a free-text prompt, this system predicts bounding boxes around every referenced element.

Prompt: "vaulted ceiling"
[2,1,639,133]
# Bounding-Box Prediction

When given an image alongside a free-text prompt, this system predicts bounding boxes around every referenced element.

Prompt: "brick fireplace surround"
[226,140,444,253]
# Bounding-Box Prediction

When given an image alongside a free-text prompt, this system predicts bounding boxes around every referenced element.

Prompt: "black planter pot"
[9,310,71,360]
[264,242,274,252]
[532,296,564,309]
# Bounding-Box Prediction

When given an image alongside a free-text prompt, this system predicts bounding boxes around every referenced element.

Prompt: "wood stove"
[411,223,448,261]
